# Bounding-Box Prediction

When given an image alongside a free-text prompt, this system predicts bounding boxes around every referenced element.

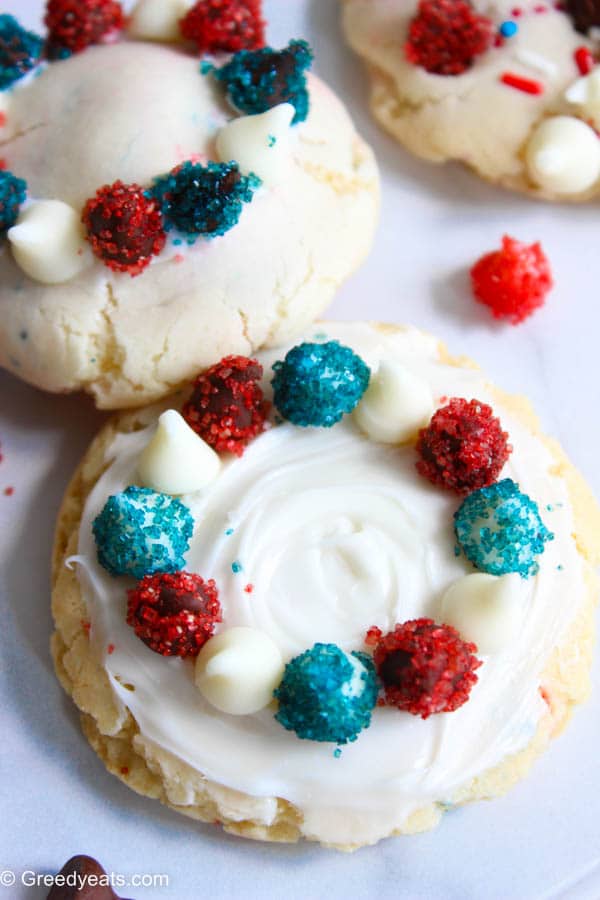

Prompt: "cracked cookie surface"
[0,41,379,408]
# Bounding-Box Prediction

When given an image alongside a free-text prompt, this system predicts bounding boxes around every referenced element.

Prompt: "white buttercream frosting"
[75,323,585,846]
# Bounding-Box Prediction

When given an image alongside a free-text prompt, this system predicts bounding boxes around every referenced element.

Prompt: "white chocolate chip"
[128,0,195,42]
[526,115,600,195]
[565,69,600,129]
[441,573,526,655]
[137,409,221,495]
[353,360,434,444]
[8,200,92,285]
[195,627,284,715]
[216,104,296,187]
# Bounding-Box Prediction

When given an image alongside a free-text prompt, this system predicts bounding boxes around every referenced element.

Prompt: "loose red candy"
[372,618,481,719]
[183,355,268,456]
[416,397,511,494]
[180,0,265,53]
[45,0,124,54]
[470,235,553,324]
[127,571,221,657]
[82,181,166,276]
[405,0,494,75]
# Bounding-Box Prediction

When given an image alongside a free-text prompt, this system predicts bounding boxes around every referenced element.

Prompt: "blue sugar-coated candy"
[150,161,259,241]
[0,15,43,90]
[213,40,313,125]
[0,170,27,233]
[454,478,553,578]
[274,643,379,744]
[272,341,370,427]
[93,485,193,578]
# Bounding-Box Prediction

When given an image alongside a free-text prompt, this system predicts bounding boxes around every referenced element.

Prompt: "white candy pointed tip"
[137,409,221,495]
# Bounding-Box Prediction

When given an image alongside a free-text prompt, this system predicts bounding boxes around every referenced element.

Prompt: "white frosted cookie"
[341,0,600,200]
[0,23,378,408]
[51,322,600,850]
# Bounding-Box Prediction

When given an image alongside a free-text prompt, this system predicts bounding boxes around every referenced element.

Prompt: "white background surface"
[1,1,599,898]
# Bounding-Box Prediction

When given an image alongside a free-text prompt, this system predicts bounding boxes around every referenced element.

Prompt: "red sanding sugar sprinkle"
[45,0,124,53]
[127,571,221,657]
[372,619,481,719]
[470,235,553,324]
[416,398,512,494]
[405,0,494,76]
[180,0,265,53]
[82,181,166,276]
[183,355,268,456]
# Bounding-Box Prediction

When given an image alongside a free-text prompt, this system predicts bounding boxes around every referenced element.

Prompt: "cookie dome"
[0,40,379,407]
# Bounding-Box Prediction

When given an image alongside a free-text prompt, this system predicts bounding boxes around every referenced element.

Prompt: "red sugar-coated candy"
[180,0,266,53]
[372,618,481,719]
[416,397,511,494]
[45,0,124,54]
[470,235,553,324]
[405,0,494,76]
[183,355,268,456]
[82,181,166,276]
[127,571,221,657]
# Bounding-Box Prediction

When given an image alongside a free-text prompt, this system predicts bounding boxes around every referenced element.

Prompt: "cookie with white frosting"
[341,0,600,200]
[0,7,378,408]
[51,322,600,849]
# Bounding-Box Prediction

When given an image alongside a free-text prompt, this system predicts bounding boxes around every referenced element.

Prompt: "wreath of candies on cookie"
[92,341,554,749]
[404,0,600,196]
[0,1,313,281]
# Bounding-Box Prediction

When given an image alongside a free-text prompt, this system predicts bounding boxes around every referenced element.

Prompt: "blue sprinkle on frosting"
[0,15,43,91]
[274,643,379,744]
[0,170,26,233]
[272,341,370,427]
[213,39,313,125]
[93,485,193,578]
[150,161,259,241]
[454,478,553,578]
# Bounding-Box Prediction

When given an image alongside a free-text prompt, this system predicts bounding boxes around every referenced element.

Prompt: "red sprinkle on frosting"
[575,45,595,75]
[127,571,221,658]
[45,0,124,54]
[82,181,166,276]
[416,398,512,494]
[405,0,494,76]
[470,234,553,324]
[372,619,481,719]
[3,486,14,496]
[180,0,266,53]
[183,355,268,456]
[500,71,545,94]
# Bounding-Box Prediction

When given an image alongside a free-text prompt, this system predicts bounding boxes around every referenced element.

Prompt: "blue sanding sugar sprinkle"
[272,341,370,427]
[93,485,193,579]
[213,40,313,125]
[0,169,26,233]
[231,560,243,573]
[0,15,43,91]
[274,643,379,744]
[454,478,553,578]
[150,161,259,241]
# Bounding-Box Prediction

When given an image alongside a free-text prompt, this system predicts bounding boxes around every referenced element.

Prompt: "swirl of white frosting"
[76,323,585,846]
